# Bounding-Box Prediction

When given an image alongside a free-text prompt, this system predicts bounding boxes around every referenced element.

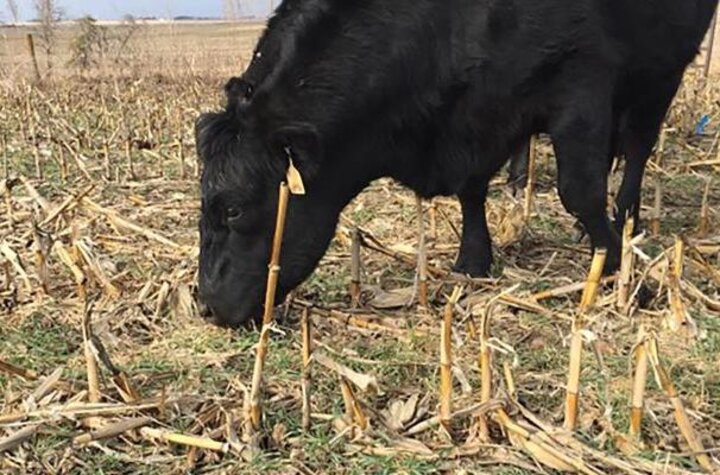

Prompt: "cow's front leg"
[453,180,492,277]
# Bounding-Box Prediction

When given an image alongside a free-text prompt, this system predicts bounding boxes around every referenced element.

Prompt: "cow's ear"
[195,111,242,166]
[271,124,323,183]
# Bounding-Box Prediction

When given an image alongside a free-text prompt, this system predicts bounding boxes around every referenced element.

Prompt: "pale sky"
[3,0,274,21]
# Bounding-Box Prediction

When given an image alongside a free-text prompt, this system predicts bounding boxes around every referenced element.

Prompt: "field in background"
[1,21,265,80]
[0,21,719,474]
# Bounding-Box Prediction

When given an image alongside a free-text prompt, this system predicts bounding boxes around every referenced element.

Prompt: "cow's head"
[195,77,334,327]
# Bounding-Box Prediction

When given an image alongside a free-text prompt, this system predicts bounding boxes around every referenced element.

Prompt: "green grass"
[692,310,720,356]
[349,455,442,474]
[32,425,75,459]
[531,214,578,246]
[0,311,81,372]
[304,265,353,305]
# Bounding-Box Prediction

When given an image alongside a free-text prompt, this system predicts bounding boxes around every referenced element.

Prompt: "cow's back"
[604,0,718,75]
[238,0,718,195]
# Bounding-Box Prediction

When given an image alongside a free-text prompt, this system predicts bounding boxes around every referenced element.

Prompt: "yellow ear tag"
[286,157,306,195]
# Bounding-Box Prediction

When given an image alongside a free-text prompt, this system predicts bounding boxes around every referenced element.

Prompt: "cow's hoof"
[452,259,491,278]
[601,250,621,276]
[613,219,643,237]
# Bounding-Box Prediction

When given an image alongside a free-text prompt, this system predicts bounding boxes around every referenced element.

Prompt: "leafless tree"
[69,14,143,70]
[34,0,63,71]
[223,0,243,21]
[6,0,19,24]
[69,15,106,69]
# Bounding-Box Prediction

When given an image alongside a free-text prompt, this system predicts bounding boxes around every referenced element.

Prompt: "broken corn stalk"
[339,376,368,431]
[73,417,151,446]
[496,409,601,475]
[646,337,715,472]
[141,427,229,453]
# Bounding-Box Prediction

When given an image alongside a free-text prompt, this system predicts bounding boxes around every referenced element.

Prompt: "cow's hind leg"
[551,89,620,274]
[613,74,683,235]
[507,139,531,194]
[453,179,493,277]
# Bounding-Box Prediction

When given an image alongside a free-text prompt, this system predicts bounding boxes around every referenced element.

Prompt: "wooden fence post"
[26,34,41,82]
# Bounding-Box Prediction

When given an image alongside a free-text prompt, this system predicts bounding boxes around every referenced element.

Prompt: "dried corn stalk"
[82,303,101,405]
[73,417,151,445]
[646,337,715,472]
[523,135,537,222]
[651,178,662,237]
[141,427,229,453]
[440,286,463,432]
[564,249,606,431]
[698,178,711,236]
[416,195,429,307]
[350,226,361,307]
[248,183,291,443]
[301,309,312,432]
[617,218,635,312]
[629,325,649,440]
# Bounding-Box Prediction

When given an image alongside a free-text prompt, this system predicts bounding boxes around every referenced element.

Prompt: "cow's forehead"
[201,154,266,205]
[203,159,244,194]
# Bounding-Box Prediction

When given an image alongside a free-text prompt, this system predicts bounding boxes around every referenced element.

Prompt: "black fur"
[196,0,718,327]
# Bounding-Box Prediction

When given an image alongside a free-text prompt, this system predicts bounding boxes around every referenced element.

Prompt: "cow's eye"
[227,206,243,222]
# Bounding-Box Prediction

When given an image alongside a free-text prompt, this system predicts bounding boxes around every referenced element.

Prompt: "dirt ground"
[0,20,719,475]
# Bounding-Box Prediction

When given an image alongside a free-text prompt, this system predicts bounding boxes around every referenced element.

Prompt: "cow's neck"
[256,7,447,145]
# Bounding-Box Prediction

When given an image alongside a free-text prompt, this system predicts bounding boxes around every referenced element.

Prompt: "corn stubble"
[564,248,606,432]
[0,43,718,474]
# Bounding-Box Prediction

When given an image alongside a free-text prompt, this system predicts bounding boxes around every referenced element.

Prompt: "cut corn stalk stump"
[564,249,606,432]
[416,195,429,308]
[651,178,663,237]
[629,325,649,441]
[523,135,538,223]
[350,226,362,307]
[617,218,635,313]
[477,299,495,441]
[698,178,711,237]
[440,285,463,434]
[301,308,312,433]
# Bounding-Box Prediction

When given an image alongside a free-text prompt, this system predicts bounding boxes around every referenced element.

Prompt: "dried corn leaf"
[314,352,379,394]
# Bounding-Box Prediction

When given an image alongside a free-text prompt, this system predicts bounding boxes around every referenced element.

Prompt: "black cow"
[506,76,682,237]
[196,0,718,327]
